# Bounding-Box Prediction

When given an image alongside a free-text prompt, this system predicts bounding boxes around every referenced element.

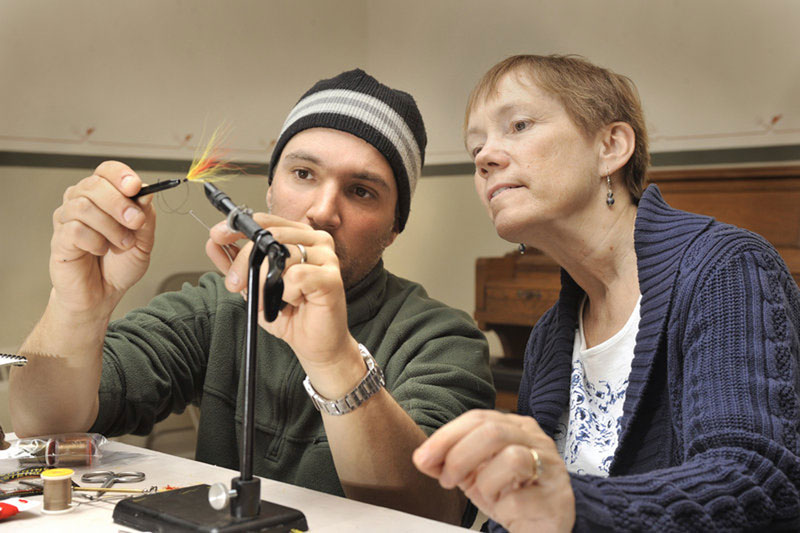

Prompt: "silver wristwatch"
[303,344,385,416]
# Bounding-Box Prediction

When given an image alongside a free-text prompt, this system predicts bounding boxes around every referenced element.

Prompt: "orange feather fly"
[185,126,239,183]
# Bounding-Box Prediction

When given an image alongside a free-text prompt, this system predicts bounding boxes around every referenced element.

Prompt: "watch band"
[303,344,385,416]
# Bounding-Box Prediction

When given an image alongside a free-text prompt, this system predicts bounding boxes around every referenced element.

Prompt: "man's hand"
[209,212,467,524]
[11,161,157,437]
[51,161,156,319]
[207,213,363,393]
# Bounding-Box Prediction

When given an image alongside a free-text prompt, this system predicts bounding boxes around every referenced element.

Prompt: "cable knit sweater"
[488,185,800,532]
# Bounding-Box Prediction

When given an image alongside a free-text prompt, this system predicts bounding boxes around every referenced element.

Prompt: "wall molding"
[2,144,799,177]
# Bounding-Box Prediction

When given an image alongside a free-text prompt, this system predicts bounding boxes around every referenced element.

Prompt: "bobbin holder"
[204,182,289,519]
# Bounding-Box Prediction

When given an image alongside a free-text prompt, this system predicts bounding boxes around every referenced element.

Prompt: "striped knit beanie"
[269,69,427,232]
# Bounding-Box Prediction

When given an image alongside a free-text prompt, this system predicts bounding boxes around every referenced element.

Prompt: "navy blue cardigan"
[489,185,800,531]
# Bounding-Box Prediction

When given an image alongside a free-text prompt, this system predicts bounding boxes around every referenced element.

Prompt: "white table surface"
[3,435,467,532]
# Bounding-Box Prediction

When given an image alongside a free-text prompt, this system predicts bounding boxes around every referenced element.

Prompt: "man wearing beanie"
[11,69,494,525]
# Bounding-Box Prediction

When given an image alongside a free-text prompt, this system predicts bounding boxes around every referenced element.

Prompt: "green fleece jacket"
[91,262,494,497]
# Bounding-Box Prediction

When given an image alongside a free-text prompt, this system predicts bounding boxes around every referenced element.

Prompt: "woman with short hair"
[415,54,800,532]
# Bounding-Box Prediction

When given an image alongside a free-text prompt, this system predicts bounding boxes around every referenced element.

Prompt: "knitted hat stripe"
[281,91,421,178]
[283,100,418,197]
[280,88,422,195]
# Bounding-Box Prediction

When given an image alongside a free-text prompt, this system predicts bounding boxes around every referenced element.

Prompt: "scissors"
[80,470,146,499]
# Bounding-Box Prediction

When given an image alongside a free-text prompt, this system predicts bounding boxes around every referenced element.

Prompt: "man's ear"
[266,184,273,213]
[598,122,635,176]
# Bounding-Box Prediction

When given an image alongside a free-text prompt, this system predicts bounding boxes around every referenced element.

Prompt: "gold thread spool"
[46,437,95,466]
[41,468,74,514]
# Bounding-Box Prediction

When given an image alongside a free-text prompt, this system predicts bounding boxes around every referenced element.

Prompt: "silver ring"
[296,243,307,264]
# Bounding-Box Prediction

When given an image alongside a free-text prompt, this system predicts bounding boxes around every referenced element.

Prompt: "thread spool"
[41,468,74,514]
[46,436,95,467]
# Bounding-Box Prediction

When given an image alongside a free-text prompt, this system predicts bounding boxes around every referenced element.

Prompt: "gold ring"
[530,448,542,483]
[296,243,307,264]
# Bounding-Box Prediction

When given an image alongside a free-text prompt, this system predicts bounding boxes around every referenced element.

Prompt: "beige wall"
[2,1,798,162]
[364,0,800,159]
[0,0,368,160]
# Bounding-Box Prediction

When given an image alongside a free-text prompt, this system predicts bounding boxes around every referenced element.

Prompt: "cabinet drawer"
[479,284,559,325]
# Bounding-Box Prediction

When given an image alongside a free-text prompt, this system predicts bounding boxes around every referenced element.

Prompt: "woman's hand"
[413,410,575,533]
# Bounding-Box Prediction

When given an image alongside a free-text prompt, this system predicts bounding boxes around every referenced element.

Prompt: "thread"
[155,178,192,214]
[41,468,74,514]
[46,436,95,467]
[188,210,238,265]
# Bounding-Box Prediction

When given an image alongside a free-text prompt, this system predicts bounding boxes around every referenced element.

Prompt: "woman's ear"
[599,122,635,176]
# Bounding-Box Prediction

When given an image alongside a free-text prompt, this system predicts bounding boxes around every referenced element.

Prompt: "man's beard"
[330,224,395,289]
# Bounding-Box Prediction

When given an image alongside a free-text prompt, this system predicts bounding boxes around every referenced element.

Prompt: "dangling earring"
[606,174,615,207]
[518,244,526,255]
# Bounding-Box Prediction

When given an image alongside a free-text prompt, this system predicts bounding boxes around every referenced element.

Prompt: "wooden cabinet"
[476,165,800,410]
